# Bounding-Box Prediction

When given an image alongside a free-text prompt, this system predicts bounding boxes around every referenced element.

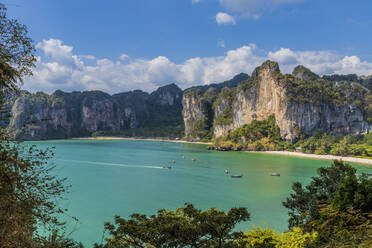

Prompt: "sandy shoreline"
[72,136,212,145]
[259,151,372,166]
[72,137,372,166]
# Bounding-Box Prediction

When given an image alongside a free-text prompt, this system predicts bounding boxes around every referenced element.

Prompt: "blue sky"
[6,0,372,93]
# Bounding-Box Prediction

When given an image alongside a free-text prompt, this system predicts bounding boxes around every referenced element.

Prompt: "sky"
[5,0,372,93]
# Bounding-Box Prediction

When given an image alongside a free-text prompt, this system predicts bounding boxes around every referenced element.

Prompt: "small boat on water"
[224,169,229,174]
[191,158,196,162]
[162,166,172,169]
[270,173,280,177]
[172,160,176,163]
[231,175,243,178]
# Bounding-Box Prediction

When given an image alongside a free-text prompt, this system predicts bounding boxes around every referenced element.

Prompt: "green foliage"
[213,115,290,151]
[227,115,280,143]
[359,75,372,90]
[35,230,84,248]
[280,67,372,122]
[308,206,372,247]
[237,227,278,248]
[278,227,317,248]
[96,204,250,248]
[238,77,258,92]
[185,88,218,141]
[0,107,82,248]
[235,227,317,248]
[322,74,359,83]
[183,87,203,98]
[284,161,372,247]
[332,175,372,212]
[146,84,184,128]
[0,6,82,247]
[282,160,356,229]
[297,132,372,157]
[323,73,372,91]
[213,87,237,125]
[0,5,36,91]
[292,65,320,81]
[307,177,372,247]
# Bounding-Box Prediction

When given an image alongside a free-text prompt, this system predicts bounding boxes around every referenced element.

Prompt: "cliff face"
[8,62,372,141]
[8,84,183,140]
[216,62,291,139]
[9,92,70,139]
[183,61,372,141]
[182,89,206,140]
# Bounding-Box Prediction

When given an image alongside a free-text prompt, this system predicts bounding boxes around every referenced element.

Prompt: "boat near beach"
[231,175,243,178]
[162,166,172,169]
[270,173,280,176]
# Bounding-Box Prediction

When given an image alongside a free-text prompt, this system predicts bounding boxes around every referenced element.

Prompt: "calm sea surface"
[28,139,371,246]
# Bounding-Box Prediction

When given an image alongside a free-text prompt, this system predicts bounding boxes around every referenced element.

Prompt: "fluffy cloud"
[23,39,372,94]
[216,12,236,24]
[219,0,304,19]
[119,53,130,60]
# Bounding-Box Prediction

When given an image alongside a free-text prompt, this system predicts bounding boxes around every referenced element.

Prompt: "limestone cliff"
[182,77,243,141]
[182,89,207,141]
[183,61,372,141]
[7,84,183,140]
[7,63,372,141]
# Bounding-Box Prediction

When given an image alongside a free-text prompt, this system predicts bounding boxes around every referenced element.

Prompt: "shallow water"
[28,139,372,246]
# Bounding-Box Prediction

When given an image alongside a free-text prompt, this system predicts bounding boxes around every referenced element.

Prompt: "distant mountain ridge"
[7,76,245,140]
[5,62,372,141]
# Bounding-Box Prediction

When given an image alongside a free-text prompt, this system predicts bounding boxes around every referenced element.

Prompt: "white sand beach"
[262,151,372,166]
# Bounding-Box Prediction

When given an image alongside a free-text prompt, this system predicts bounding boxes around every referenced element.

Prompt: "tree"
[235,227,317,248]
[282,160,356,229]
[0,5,82,247]
[0,140,82,247]
[332,175,372,212]
[0,4,36,91]
[283,160,372,247]
[95,204,250,248]
[307,175,372,246]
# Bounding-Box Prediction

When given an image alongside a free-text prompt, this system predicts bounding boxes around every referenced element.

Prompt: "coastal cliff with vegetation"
[183,60,372,142]
[4,60,372,148]
[181,61,372,157]
[5,74,247,140]
[7,84,184,139]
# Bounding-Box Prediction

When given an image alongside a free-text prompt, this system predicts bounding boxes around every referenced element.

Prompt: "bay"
[28,139,371,247]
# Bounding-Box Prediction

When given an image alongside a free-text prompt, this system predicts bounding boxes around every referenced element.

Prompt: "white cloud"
[192,0,201,3]
[219,0,304,19]
[216,12,236,25]
[119,53,130,60]
[24,38,372,94]
[80,55,95,60]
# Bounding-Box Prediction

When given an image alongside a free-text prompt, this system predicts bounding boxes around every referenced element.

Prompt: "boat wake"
[57,159,164,169]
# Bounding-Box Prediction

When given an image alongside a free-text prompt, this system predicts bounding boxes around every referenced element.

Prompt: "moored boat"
[231,175,243,178]
[270,172,280,176]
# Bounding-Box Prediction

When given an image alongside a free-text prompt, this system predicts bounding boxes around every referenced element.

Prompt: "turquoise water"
[29,139,371,246]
